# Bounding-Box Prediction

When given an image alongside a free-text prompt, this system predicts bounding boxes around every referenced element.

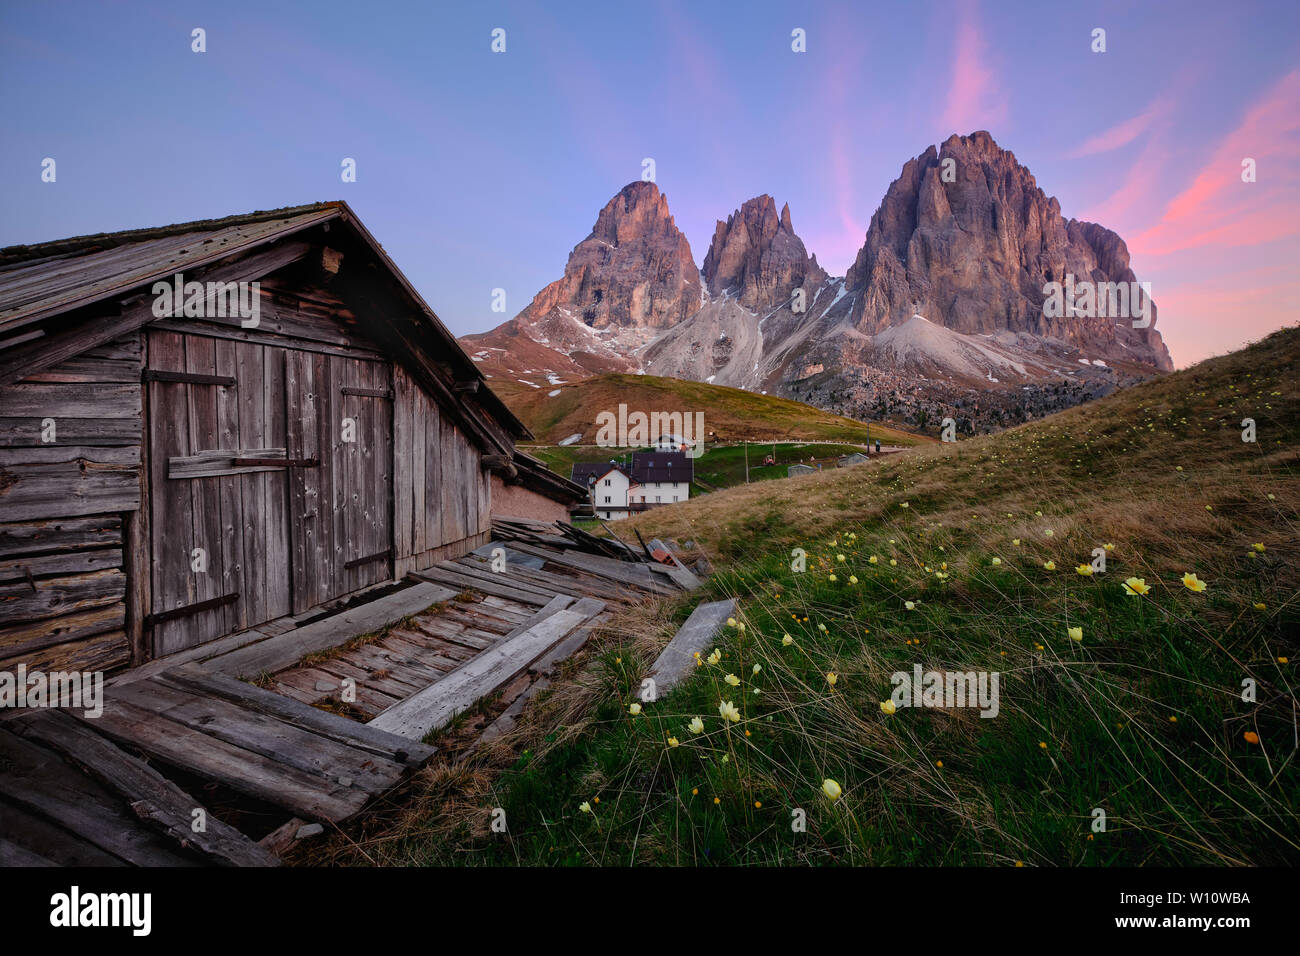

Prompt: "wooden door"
[146,331,292,656]
[284,350,392,614]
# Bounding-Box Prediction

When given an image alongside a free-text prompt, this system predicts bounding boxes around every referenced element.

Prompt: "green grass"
[522,442,875,494]
[305,327,1299,867]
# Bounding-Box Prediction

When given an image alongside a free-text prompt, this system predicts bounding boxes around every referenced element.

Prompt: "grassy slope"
[493,372,927,446]
[305,327,1298,867]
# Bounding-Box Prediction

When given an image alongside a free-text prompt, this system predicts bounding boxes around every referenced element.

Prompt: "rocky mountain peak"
[591,180,679,246]
[844,131,1172,371]
[702,194,827,310]
[520,181,701,335]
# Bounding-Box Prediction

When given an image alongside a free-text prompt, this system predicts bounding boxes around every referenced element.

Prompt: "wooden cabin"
[0,202,586,674]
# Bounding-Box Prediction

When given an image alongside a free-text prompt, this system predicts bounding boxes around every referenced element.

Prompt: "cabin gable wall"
[0,269,499,675]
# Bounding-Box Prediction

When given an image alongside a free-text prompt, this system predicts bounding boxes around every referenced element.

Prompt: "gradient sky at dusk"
[2,0,1297,367]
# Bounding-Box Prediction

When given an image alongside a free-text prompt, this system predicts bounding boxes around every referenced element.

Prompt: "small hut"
[0,202,584,673]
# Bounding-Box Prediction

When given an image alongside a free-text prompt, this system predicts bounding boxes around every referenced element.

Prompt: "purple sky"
[2,0,1297,367]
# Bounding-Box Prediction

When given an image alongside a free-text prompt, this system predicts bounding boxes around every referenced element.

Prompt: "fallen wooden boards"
[158,663,435,766]
[61,663,436,823]
[369,596,605,740]
[203,582,456,678]
[648,537,703,590]
[643,599,737,697]
[0,725,200,866]
[474,610,611,749]
[505,541,679,595]
[8,708,278,866]
[256,592,542,719]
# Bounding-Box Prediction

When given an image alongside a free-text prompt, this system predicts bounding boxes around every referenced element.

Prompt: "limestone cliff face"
[701,195,826,311]
[843,131,1173,371]
[521,181,700,335]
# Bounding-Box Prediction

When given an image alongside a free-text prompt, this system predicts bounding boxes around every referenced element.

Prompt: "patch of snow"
[706,375,716,383]
[547,389,562,397]
[1092,359,1108,367]
[1077,359,1091,365]
[518,379,540,388]
[557,433,583,446]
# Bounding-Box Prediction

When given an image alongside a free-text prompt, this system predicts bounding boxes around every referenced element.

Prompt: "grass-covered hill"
[491,372,927,446]
[304,326,1298,867]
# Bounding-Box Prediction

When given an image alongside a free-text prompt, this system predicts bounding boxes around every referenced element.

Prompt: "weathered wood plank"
[0,797,126,866]
[0,382,141,418]
[157,662,435,764]
[108,678,406,793]
[0,727,198,865]
[72,696,366,822]
[0,568,126,623]
[0,603,125,660]
[410,564,553,606]
[202,581,455,678]
[643,599,737,697]
[369,596,602,739]
[11,709,279,867]
[0,546,122,582]
[0,515,121,559]
[0,628,129,673]
[506,541,678,594]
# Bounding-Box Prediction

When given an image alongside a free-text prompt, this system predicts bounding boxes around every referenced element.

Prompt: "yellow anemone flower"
[718,700,741,722]
[880,699,897,715]
[1067,626,1082,641]
[1122,577,1150,596]
[1181,572,1207,593]
[822,779,842,801]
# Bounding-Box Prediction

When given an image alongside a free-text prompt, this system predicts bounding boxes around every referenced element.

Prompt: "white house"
[571,452,694,521]
[572,462,632,520]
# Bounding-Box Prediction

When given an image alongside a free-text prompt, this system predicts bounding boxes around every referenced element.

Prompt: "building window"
[604,478,611,486]
[673,495,679,502]
[604,496,611,503]
[655,495,661,503]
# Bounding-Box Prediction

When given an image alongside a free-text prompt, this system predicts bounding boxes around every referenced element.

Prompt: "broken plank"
[506,542,678,594]
[72,697,367,822]
[11,708,278,866]
[203,582,456,678]
[369,597,602,739]
[108,679,407,794]
[0,727,198,865]
[158,663,435,764]
[644,599,737,697]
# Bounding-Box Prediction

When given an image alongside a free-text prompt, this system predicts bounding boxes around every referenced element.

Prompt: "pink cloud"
[1068,97,1170,158]
[1076,132,1172,230]
[939,0,1008,135]
[1132,68,1300,257]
